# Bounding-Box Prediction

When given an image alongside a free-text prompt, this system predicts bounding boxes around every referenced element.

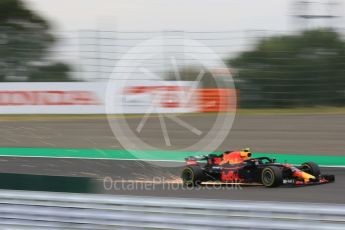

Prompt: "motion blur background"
[0,0,344,229]
[1,0,344,108]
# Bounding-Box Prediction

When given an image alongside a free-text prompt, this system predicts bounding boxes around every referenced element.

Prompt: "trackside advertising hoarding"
[0,82,236,114]
[0,83,104,114]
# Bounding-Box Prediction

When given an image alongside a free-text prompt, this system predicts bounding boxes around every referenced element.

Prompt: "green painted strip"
[253,153,345,167]
[0,147,344,166]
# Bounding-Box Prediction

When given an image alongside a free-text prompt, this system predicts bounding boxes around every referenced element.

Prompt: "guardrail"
[0,189,344,229]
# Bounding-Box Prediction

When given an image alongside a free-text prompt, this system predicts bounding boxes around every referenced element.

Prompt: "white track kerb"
[105,35,236,167]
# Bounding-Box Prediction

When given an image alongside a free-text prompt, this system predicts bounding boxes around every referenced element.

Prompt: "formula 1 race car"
[181,148,335,187]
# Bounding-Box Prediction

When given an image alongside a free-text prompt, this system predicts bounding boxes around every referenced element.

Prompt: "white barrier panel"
[0,189,344,229]
[116,80,197,114]
[0,82,198,114]
[0,82,104,114]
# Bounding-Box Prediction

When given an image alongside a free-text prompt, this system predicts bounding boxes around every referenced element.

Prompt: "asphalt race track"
[0,113,344,203]
[0,113,344,155]
[0,157,343,203]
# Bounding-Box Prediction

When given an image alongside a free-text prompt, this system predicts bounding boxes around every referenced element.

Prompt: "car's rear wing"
[184,154,208,162]
[185,154,214,165]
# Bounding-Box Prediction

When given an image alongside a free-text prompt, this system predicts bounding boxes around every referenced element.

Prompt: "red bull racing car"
[181,148,335,187]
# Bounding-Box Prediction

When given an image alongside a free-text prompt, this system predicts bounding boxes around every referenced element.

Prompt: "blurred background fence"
[1,28,345,108]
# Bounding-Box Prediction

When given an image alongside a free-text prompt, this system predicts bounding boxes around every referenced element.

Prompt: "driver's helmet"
[241,148,252,160]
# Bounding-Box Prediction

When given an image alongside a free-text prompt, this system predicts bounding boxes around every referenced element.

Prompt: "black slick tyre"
[181,166,205,187]
[301,162,320,177]
[261,166,283,187]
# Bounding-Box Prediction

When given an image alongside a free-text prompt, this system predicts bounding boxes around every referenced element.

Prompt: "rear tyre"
[261,166,283,187]
[181,166,205,187]
[301,162,320,177]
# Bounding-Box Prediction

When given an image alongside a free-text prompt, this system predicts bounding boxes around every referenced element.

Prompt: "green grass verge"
[0,107,344,121]
[239,107,345,115]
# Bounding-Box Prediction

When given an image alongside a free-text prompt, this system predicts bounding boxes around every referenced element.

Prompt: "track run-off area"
[0,112,344,203]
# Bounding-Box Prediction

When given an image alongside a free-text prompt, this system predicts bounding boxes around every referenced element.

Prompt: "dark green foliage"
[229,29,345,107]
[0,0,73,82]
[28,62,74,82]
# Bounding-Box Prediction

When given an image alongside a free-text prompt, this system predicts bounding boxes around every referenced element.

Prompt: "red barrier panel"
[198,89,237,112]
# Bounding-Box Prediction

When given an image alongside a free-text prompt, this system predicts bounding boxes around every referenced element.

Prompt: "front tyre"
[181,166,205,187]
[261,166,283,187]
[301,162,320,177]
